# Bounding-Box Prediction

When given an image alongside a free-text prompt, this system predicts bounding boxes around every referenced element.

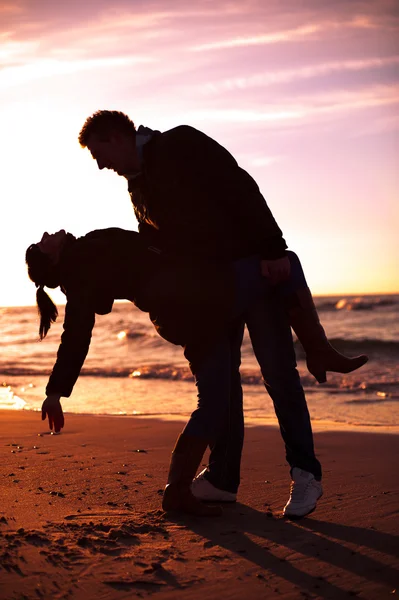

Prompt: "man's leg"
[246,290,321,477]
[246,289,322,517]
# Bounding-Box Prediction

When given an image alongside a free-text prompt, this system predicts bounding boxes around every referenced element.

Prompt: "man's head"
[79,110,140,176]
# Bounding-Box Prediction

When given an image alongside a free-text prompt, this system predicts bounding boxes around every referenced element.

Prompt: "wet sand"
[0,410,398,599]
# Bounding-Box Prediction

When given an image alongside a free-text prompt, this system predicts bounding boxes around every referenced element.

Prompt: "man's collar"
[136,124,155,149]
[125,125,155,181]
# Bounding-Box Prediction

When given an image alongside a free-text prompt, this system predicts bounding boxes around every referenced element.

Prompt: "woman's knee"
[284,250,308,289]
[286,250,301,270]
[188,407,228,440]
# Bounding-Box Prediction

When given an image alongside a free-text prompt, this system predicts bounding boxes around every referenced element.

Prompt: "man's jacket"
[128,125,287,261]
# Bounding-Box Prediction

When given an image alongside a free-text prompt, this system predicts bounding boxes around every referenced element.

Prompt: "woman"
[26,227,367,517]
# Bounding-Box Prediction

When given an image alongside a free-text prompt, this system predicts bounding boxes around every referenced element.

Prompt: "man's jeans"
[183,251,322,491]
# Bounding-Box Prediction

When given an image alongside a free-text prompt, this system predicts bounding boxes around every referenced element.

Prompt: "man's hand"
[41,394,64,433]
[261,256,291,285]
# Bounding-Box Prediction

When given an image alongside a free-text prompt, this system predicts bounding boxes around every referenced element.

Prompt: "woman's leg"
[192,319,245,498]
[281,252,368,383]
[188,258,262,499]
[162,333,235,516]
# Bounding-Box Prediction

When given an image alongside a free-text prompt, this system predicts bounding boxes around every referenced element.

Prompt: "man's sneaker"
[283,467,323,518]
[191,469,237,502]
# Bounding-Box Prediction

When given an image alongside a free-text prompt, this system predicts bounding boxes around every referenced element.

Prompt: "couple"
[26,111,367,518]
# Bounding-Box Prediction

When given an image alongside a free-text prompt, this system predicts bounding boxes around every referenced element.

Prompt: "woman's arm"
[46,291,95,396]
[41,394,64,433]
[42,290,96,431]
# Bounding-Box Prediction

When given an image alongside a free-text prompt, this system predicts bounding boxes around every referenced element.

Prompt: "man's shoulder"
[151,125,226,161]
[158,124,207,144]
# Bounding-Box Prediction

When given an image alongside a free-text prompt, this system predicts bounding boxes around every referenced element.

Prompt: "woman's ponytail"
[36,285,58,339]
[26,242,63,339]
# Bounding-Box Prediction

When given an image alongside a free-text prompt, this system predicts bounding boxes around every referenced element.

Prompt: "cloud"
[0,1,237,44]
[185,84,399,125]
[247,155,282,168]
[191,24,324,51]
[189,12,399,52]
[199,56,399,95]
[0,4,180,88]
[186,108,304,124]
[0,2,23,14]
[0,36,39,65]
[351,114,399,137]
[0,55,155,88]
[2,0,398,81]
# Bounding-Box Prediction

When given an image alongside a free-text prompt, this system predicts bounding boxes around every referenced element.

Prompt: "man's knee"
[264,369,303,393]
[260,356,298,382]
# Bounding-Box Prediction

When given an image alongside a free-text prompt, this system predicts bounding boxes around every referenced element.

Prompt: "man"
[77,111,363,517]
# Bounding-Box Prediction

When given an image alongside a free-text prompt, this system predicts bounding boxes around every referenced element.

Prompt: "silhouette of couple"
[26,111,367,518]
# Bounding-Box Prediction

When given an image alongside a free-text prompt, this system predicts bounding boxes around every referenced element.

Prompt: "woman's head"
[25,230,72,339]
[37,230,68,262]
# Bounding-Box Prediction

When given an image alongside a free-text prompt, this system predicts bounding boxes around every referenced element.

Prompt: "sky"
[0,0,398,306]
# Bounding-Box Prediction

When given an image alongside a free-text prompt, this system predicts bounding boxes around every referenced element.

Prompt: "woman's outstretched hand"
[42,394,64,433]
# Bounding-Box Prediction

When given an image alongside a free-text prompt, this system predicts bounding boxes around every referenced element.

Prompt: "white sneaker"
[191,469,237,502]
[283,467,323,518]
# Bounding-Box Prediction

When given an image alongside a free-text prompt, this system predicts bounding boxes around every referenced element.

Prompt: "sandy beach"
[0,410,398,599]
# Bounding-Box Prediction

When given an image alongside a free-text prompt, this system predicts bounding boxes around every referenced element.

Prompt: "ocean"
[1,294,398,432]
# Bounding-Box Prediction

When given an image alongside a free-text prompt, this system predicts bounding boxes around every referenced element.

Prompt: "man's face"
[87,131,139,176]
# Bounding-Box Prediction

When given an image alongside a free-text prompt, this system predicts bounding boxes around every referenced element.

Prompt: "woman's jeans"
[183,251,322,490]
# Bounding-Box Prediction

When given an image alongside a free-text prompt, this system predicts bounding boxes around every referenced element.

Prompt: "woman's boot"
[288,288,368,383]
[162,433,222,516]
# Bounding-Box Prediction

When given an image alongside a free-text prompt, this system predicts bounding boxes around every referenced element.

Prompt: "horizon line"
[2,290,399,309]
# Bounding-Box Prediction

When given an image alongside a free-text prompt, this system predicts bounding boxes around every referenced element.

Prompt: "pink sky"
[1,0,398,305]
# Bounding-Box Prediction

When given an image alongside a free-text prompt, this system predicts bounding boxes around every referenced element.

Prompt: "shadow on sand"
[165,502,398,598]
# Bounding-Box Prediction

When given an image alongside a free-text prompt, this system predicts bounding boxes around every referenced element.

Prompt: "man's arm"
[145,126,287,260]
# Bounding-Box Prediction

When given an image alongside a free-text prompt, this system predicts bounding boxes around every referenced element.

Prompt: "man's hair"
[78,110,136,147]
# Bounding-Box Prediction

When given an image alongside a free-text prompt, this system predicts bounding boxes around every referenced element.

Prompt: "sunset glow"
[1,0,398,306]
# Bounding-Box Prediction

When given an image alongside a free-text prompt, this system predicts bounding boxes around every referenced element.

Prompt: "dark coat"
[45,228,234,397]
[128,125,287,260]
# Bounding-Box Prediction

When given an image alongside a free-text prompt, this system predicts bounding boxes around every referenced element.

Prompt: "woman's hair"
[25,244,60,339]
[36,286,58,340]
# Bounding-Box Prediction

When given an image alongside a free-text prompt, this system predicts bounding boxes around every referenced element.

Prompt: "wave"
[2,363,398,395]
[117,331,399,352]
[0,364,194,381]
[317,296,399,312]
[1,336,398,375]
[293,338,399,356]
[3,334,395,353]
